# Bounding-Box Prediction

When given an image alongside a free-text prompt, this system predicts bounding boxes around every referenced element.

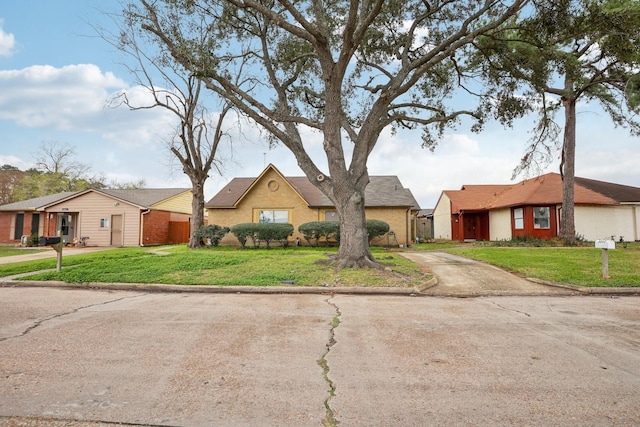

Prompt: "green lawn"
[0,246,46,257]
[444,243,640,287]
[1,241,638,288]
[1,245,427,288]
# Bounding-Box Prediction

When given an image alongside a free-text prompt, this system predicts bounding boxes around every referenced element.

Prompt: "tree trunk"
[559,96,576,244]
[334,190,379,270]
[188,178,206,248]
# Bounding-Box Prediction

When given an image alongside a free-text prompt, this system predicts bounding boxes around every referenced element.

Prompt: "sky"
[0,1,638,209]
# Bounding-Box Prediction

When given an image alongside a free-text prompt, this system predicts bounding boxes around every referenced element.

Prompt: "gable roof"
[92,188,191,208]
[0,188,191,211]
[0,191,76,211]
[206,164,420,209]
[443,173,639,213]
[445,185,511,213]
[574,176,640,203]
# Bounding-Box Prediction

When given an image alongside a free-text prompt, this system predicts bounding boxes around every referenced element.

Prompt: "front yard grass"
[445,243,640,287]
[1,241,638,288]
[0,246,46,257]
[1,246,427,288]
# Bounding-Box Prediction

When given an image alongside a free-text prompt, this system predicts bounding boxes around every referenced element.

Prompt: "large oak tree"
[125,0,528,268]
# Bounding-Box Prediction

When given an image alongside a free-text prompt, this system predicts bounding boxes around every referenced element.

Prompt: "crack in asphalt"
[318,295,341,426]
[0,294,147,342]
[486,299,532,317]
[0,414,181,427]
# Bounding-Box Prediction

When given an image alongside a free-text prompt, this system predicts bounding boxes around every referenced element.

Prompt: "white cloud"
[0,155,29,169]
[0,64,128,130]
[0,20,16,57]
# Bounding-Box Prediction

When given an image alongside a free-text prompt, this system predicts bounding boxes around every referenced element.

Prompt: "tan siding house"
[206,164,421,246]
[0,188,193,247]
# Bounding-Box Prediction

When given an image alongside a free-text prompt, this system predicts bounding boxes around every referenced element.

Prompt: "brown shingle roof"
[95,188,191,208]
[0,191,76,211]
[445,185,511,213]
[575,176,640,203]
[444,172,635,212]
[206,166,420,209]
[0,188,191,211]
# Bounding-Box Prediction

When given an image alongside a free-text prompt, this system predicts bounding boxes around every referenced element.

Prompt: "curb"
[526,278,640,296]
[0,279,432,296]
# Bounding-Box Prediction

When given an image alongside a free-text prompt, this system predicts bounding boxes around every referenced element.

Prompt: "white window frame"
[533,207,550,229]
[513,208,524,230]
[257,209,290,224]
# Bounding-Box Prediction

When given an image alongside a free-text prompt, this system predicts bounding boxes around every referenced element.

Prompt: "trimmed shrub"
[195,224,230,246]
[230,223,294,248]
[256,223,294,248]
[298,219,390,246]
[366,219,390,242]
[298,221,340,246]
[230,223,256,248]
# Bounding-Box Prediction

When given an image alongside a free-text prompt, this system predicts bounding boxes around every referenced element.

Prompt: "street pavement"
[1,288,639,426]
[0,249,639,426]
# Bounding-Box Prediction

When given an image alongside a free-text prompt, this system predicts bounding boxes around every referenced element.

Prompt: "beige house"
[0,188,193,247]
[206,164,421,246]
[433,173,640,242]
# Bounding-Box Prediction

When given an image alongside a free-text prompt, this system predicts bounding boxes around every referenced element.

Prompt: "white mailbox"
[595,240,616,249]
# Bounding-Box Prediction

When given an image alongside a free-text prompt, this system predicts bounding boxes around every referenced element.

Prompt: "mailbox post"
[39,232,63,272]
[594,239,615,278]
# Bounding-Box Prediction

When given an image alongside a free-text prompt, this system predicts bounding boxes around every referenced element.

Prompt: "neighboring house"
[433,173,640,242]
[206,164,421,246]
[0,188,193,247]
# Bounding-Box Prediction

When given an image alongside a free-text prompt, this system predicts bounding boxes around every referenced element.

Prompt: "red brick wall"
[142,210,172,246]
[0,212,41,245]
[0,212,14,244]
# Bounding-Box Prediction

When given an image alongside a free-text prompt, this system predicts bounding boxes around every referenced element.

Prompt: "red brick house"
[434,173,640,242]
[0,188,193,246]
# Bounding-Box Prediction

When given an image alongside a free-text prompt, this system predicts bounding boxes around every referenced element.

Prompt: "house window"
[258,210,289,223]
[100,218,110,228]
[513,208,524,230]
[325,210,339,221]
[534,207,550,229]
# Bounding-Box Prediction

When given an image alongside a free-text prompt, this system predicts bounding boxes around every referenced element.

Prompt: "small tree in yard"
[125,0,528,269]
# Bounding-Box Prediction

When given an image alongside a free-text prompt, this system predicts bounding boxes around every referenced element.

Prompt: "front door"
[111,215,123,246]
[463,215,477,241]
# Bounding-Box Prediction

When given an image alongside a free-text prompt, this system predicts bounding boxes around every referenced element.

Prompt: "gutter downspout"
[406,208,411,246]
[140,209,151,246]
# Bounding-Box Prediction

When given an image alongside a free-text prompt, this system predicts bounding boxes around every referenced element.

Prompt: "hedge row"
[298,219,390,246]
[196,219,391,248]
[229,222,294,248]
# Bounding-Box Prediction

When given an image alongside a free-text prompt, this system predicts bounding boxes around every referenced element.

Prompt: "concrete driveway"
[401,251,581,296]
[1,287,639,426]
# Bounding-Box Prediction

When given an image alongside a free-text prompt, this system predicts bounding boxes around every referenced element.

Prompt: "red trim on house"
[511,206,557,239]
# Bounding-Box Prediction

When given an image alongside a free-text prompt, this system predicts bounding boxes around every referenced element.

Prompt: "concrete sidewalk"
[0,246,112,264]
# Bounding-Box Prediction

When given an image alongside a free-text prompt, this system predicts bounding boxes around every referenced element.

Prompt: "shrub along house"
[433,172,640,242]
[206,164,421,246]
[0,188,193,247]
